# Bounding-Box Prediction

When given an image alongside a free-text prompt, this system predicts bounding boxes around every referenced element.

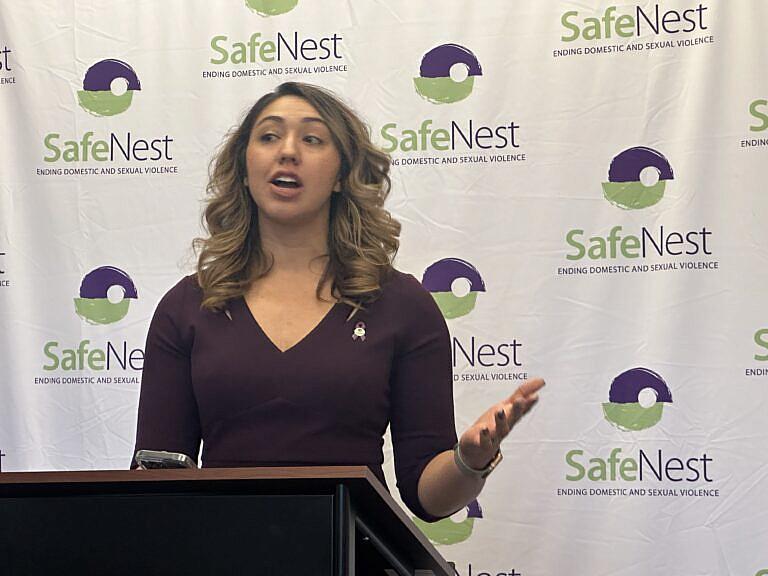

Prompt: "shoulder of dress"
[377,268,441,317]
[156,273,203,312]
[382,268,419,292]
[385,268,431,297]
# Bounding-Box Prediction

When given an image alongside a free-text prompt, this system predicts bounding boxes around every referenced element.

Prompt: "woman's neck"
[257,213,329,275]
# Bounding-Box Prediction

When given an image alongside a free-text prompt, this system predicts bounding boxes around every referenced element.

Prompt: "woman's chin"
[258,204,328,228]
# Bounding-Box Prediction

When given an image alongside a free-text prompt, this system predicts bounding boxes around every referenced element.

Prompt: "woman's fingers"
[479,426,494,452]
[458,379,544,470]
[495,406,511,438]
[506,378,546,404]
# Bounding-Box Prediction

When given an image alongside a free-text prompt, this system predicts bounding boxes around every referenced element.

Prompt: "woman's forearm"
[417,379,545,519]
[416,449,486,519]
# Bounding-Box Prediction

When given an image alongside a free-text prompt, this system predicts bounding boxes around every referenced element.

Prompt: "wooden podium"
[0,466,454,575]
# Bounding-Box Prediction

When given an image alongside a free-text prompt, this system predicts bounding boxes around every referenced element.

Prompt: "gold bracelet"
[453,442,503,479]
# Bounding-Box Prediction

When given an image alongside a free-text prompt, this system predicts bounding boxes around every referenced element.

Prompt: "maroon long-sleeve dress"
[133,270,458,521]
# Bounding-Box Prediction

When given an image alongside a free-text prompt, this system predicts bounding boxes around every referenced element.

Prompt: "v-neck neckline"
[238,297,342,355]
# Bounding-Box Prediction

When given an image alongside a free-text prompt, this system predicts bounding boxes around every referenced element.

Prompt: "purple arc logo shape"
[608,367,672,404]
[421,258,485,293]
[79,266,138,299]
[82,59,141,92]
[466,499,483,519]
[607,146,673,183]
[419,44,482,79]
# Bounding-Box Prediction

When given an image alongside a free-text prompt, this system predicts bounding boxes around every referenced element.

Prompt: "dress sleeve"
[131,277,201,468]
[389,274,458,522]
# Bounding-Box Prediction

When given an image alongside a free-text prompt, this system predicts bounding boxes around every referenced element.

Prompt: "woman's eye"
[304,135,322,145]
[260,133,278,142]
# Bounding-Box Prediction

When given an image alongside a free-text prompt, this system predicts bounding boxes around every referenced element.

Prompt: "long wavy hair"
[194,82,401,313]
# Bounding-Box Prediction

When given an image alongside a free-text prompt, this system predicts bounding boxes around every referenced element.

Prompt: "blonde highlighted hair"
[194,82,400,312]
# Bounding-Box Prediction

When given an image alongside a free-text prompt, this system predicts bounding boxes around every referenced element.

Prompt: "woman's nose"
[278,133,299,163]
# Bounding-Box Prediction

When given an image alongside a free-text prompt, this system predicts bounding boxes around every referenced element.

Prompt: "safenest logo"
[558,369,719,500]
[742,98,768,150]
[602,146,673,210]
[558,147,718,277]
[381,45,525,169]
[78,59,141,117]
[554,3,714,59]
[37,266,144,385]
[421,258,526,384]
[603,367,672,431]
[414,44,482,105]
[36,59,178,178]
[0,44,15,86]
[422,258,485,319]
[204,3,346,81]
[245,0,298,17]
[413,499,482,546]
[74,266,138,325]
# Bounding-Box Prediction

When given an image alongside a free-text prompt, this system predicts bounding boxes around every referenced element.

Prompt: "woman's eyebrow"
[254,115,327,127]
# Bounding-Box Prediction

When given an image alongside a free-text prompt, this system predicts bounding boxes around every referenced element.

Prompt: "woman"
[133,81,544,521]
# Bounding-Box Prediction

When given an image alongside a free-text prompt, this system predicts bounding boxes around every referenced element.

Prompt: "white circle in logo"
[107,284,126,304]
[451,277,471,298]
[449,506,469,523]
[639,166,661,187]
[449,62,469,83]
[110,77,129,96]
[638,387,658,408]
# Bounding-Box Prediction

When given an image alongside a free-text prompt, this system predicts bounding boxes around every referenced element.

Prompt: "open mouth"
[270,175,303,189]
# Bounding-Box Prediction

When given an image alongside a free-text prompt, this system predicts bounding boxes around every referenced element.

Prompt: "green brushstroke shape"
[74,298,130,325]
[430,291,478,319]
[413,516,475,546]
[602,402,664,431]
[413,76,475,104]
[245,0,298,16]
[601,180,666,210]
[77,90,134,117]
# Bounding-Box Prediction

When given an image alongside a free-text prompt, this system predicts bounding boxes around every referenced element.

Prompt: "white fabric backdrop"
[1,1,767,574]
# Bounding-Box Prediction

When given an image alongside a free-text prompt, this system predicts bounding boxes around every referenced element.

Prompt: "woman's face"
[245,95,342,227]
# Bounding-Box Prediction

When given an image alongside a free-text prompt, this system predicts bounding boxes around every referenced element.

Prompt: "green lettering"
[620,457,638,480]
[754,328,768,361]
[43,133,61,163]
[432,128,450,151]
[61,348,77,371]
[380,123,398,153]
[88,348,106,370]
[231,42,247,64]
[261,41,276,62]
[621,235,641,258]
[616,14,635,36]
[561,11,580,42]
[43,341,59,371]
[62,140,79,162]
[566,229,586,260]
[582,17,602,40]
[587,457,607,481]
[565,449,585,480]
[587,236,607,259]
[92,140,109,161]
[400,129,418,152]
[210,35,229,65]
[750,99,768,132]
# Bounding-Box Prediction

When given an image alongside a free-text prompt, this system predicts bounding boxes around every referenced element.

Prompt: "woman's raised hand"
[457,378,545,470]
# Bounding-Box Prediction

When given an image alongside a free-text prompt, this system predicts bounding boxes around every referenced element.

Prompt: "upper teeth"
[275,176,298,184]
